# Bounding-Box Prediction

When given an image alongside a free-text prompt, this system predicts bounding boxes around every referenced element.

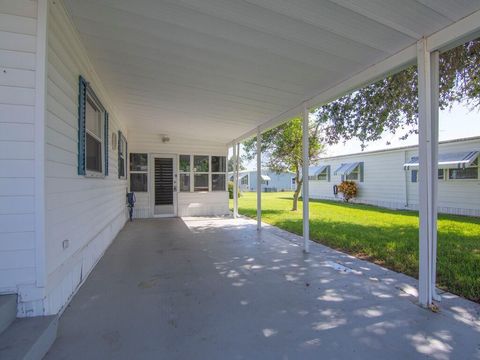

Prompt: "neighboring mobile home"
[309,137,480,217]
[229,170,295,192]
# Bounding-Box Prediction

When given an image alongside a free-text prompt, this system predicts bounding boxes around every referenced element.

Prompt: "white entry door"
[151,154,177,217]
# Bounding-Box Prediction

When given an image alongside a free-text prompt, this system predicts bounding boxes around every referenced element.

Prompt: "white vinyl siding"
[0,0,38,293]
[128,132,229,218]
[42,3,128,314]
[310,138,480,216]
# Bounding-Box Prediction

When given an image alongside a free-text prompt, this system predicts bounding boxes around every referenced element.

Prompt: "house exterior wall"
[39,1,129,315]
[405,138,480,216]
[309,137,480,216]
[0,0,39,297]
[13,0,130,316]
[128,132,230,218]
[1,0,232,316]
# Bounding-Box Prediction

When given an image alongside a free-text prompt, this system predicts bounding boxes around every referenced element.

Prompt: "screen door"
[153,155,176,216]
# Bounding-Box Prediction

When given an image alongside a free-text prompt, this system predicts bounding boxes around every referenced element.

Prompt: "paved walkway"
[46,217,480,359]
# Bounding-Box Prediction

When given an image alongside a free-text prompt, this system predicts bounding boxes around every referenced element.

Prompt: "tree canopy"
[243,117,323,210]
[228,154,245,172]
[314,39,480,147]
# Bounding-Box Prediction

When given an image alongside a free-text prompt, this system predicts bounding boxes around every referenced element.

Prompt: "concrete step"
[0,295,17,335]
[0,315,58,360]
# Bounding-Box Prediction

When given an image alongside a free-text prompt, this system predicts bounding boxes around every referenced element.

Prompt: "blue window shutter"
[125,138,128,180]
[104,112,109,176]
[118,130,122,178]
[359,162,364,182]
[327,165,331,182]
[77,76,87,175]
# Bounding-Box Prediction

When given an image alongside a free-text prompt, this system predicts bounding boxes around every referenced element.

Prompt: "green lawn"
[230,192,480,303]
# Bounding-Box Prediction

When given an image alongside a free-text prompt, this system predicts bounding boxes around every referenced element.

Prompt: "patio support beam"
[233,143,238,218]
[302,103,310,253]
[417,38,440,307]
[256,128,262,230]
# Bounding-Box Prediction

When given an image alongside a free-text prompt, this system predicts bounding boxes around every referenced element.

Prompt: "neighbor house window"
[211,156,227,191]
[130,153,148,192]
[241,175,248,185]
[448,158,479,180]
[316,166,330,181]
[194,155,209,191]
[438,169,445,180]
[336,162,363,182]
[78,76,109,177]
[179,155,191,192]
[346,166,360,181]
[411,169,447,183]
[118,131,127,179]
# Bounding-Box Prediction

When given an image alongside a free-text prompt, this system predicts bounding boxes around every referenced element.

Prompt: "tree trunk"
[292,169,302,211]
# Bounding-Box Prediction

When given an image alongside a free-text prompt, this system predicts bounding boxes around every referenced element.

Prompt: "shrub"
[337,181,358,202]
[228,181,241,199]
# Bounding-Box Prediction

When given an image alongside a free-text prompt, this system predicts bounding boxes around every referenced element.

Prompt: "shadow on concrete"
[45,217,480,360]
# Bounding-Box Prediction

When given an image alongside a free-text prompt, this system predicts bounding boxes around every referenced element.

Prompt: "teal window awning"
[403,151,479,170]
[309,165,328,177]
[334,162,361,176]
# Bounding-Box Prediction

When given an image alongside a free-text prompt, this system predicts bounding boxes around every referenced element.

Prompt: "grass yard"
[230,192,480,303]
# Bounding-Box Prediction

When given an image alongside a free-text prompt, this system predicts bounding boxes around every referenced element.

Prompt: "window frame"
[317,166,330,181]
[193,155,210,192]
[178,154,228,193]
[118,131,127,180]
[129,153,148,192]
[179,155,192,192]
[411,166,474,183]
[345,167,360,181]
[78,76,109,178]
[211,155,227,192]
[241,175,248,185]
[447,158,479,181]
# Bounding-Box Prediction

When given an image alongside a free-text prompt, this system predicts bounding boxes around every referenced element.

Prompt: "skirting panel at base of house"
[17,209,128,317]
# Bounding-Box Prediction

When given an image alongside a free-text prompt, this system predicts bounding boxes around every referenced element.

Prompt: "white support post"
[233,144,238,218]
[302,103,310,253]
[430,51,440,302]
[417,39,440,307]
[235,143,240,217]
[256,128,262,230]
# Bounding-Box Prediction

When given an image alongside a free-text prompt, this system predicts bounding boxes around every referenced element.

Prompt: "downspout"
[404,150,409,208]
[34,0,48,290]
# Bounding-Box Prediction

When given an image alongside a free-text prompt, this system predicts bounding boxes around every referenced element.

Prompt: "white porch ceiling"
[63,0,480,144]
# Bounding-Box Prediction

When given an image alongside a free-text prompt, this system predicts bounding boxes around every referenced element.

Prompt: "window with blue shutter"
[77,76,108,177]
[118,131,127,179]
[78,76,87,175]
[104,112,109,176]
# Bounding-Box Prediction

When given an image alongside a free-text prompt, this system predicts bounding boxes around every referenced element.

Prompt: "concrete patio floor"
[45,217,480,360]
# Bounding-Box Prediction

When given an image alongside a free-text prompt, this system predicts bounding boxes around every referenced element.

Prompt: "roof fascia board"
[229,9,480,146]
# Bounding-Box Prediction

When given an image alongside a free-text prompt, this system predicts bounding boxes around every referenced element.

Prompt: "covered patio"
[2,0,480,357]
[46,218,479,359]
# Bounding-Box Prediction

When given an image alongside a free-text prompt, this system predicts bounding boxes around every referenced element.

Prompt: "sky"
[235,102,480,170]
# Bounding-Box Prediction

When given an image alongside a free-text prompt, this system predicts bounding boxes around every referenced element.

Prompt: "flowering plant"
[337,181,358,202]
